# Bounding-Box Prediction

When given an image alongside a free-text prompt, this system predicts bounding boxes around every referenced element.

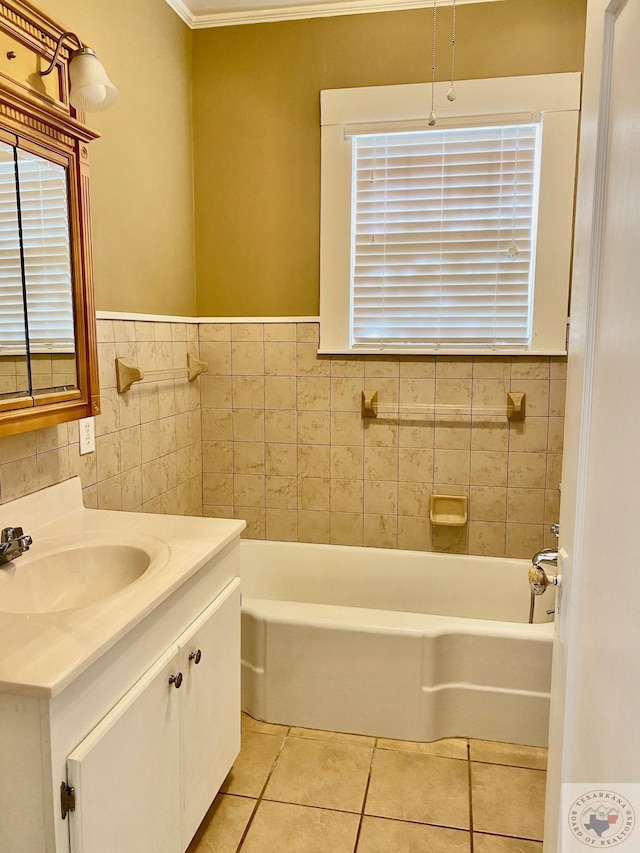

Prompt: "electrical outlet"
[79,416,95,455]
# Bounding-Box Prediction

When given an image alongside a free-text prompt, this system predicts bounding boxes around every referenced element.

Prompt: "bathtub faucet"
[0,527,33,566]
[528,548,559,596]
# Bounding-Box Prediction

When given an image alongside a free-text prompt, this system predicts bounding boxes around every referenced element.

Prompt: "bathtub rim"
[242,596,555,639]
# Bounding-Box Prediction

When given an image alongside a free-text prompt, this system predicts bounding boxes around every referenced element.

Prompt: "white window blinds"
[0,141,74,354]
[351,123,539,349]
[17,150,74,352]
[0,147,27,352]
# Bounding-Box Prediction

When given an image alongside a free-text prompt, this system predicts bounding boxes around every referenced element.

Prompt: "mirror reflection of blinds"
[17,151,74,352]
[0,151,27,352]
[351,124,539,349]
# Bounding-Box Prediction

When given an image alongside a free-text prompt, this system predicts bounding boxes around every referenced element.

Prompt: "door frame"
[544,0,636,847]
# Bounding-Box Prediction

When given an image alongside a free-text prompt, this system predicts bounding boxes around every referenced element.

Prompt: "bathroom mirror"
[0,0,100,436]
[0,138,78,402]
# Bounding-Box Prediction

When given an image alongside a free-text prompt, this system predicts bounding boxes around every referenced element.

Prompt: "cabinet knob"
[168,672,183,689]
[189,649,202,665]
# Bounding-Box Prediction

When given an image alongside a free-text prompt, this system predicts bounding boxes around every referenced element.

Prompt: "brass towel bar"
[361,390,526,421]
[115,354,208,394]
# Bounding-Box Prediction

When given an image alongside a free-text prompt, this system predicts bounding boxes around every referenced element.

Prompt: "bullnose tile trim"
[96,312,320,323]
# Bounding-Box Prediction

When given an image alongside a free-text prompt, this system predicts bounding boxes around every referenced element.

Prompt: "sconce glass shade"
[68,48,119,113]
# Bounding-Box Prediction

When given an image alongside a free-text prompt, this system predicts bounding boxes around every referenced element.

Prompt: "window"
[320,74,581,354]
[352,123,539,348]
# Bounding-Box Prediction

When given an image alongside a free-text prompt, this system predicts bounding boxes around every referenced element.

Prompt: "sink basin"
[0,536,170,614]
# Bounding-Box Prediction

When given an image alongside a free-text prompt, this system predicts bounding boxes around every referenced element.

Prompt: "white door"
[545,0,640,849]
[67,647,182,853]
[178,578,241,849]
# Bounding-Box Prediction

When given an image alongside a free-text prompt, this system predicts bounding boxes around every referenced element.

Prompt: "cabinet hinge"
[60,781,76,820]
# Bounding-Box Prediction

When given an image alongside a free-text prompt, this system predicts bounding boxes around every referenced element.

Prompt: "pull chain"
[447,0,457,102]
[428,0,437,126]
[507,125,521,258]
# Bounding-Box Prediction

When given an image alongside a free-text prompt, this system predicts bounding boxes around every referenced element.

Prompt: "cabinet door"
[178,578,241,847]
[67,647,182,853]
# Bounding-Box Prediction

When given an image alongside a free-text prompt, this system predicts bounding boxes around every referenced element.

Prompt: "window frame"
[319,73,581,355]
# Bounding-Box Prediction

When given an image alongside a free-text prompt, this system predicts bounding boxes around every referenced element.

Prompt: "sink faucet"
[0,527,33,566]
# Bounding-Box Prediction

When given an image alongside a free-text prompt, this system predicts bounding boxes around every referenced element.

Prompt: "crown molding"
[164,0,506,30]
[164,0,196,27]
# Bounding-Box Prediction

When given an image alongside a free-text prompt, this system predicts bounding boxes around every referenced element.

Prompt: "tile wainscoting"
[200,322,565,558]
[0,319,203,516]
[0,318,565,558]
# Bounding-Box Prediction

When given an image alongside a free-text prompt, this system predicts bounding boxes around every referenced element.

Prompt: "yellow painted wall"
[38,0,196,315]
[192,0,587,317]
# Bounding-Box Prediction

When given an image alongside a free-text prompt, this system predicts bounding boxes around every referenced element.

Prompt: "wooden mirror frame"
[0,0,100,437]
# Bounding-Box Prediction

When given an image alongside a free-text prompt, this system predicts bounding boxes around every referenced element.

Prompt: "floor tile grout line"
[354,811,473,834]
[286,733,377,749]
[223,759,541,846]
[375,746,470,763]
[352,742,377,852]
[474,830,545,844]
[257,797,363,816]
[470,758,547,771]
[235,726,291,852]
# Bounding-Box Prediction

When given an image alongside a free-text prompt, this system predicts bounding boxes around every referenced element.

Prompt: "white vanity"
[0,478,245,853]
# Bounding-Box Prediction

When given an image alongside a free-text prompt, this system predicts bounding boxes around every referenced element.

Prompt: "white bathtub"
[239,539,554,747]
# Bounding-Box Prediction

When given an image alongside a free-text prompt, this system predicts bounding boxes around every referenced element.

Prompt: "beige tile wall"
[0,318,566,559]
[0,319,203,517]
[200,322,565,558]
[30,353,78,391]
[0,355,29,398]
[0,354,77,398]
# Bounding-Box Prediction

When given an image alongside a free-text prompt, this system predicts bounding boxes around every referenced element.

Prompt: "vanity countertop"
[0,479,244,699]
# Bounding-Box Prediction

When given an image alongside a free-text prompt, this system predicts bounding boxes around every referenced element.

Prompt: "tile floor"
[187,715,546,852]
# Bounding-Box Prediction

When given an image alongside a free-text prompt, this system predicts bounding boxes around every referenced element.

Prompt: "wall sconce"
[40,32,119,113]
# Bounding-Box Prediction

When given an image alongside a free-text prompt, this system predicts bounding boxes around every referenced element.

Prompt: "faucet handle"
[529,563,559,595]
[551,523,560,538]
[0,526,32,564]
[1,527,18,543]
[18,533,32,552]
[1,527,31,551]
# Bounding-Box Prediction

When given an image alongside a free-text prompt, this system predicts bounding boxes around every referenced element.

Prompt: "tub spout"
[532,547,558,569]
[529,548,559,596]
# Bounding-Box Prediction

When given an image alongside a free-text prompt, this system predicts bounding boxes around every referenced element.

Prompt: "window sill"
[317,347,568,357]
